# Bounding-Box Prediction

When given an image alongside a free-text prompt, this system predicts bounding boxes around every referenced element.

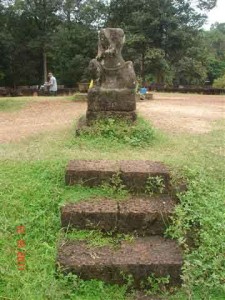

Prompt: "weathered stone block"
[65,160,119,186]
[57,236,183,288]
[86,111,137,124]
[87,88,136,112]
[61,199,118,232]
[139,93,154,101]
[118,196,174,235]
[65,160,172,194]
[61,196,175,235]
[75,116,88,136]
[119,160,171,193]
[146,93,153,100]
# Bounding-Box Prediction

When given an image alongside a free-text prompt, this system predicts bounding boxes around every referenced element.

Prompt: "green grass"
[0,99,225,299]
[71,93,87,102]
[0,97,32,112]
[0,95,75,112]
[65,230,134,248]
[77,116,157,147]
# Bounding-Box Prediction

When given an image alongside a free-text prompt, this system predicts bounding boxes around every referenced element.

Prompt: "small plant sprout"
[145,175,166,196]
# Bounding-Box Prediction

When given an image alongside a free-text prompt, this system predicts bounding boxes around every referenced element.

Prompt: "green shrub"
[213,74,225,88]
[167,168,225,298]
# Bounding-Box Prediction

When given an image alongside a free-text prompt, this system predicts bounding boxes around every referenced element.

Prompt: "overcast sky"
[203,0,225,29]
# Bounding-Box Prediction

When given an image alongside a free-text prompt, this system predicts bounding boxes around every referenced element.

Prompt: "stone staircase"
[57,160,183,292]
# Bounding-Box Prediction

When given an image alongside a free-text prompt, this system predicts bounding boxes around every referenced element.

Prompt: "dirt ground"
[0,93,224,143]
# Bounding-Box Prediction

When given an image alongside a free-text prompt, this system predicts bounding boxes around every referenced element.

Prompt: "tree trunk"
[141,52,145,85]
[156,72,164,84]
[43,51,47,82]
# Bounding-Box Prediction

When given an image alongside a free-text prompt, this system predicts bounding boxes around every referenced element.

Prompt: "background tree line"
[0,0,224,88]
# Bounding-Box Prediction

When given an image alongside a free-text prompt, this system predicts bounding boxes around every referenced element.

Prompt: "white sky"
[203,0,225,29]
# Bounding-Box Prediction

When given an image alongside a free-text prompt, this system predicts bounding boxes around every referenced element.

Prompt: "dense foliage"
[0,0,224,87]
[213,74,225,88]
[77,116,157,147]
[204,23,225,84]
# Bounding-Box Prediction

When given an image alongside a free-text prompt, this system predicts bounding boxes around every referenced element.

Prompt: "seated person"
[139,87,148,100]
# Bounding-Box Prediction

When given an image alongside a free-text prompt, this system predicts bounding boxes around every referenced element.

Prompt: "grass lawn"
[0,96,225,300]
[0,97,33,112]
[0,95,79,113]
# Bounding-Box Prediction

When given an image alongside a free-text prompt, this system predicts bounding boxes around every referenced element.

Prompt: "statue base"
[86,111,136,125]
[86,87,136,124]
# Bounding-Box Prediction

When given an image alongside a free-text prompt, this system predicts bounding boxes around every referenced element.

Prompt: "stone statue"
[85,28,137,125]
[89,28,136,90]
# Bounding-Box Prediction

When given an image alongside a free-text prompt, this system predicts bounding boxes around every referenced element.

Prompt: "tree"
[51,23,97,86]
[0,3,43,86]
[0,0,220,87]
[61,0,83,23]
[204,23,225,83]
[107,0,206,85]
[213,74,225,88]
[51,0,108,86]
[17,0,62,82]
[197,0,217,10]
[175,57,207,85]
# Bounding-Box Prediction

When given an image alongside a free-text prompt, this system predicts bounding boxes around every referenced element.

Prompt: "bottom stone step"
[57,236,182,288]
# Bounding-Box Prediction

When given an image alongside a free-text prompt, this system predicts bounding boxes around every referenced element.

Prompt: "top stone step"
[65,160,171,194]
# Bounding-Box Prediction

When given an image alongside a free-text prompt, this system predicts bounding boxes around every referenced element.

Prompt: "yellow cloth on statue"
[89,80,94,89]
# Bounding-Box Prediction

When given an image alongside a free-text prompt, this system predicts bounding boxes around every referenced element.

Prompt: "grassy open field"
[0,93,225,299]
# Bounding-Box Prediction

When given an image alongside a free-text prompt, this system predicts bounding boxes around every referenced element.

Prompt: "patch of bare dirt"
[137,93,225,134]
[0,93,224,143]
[0,99,86,143]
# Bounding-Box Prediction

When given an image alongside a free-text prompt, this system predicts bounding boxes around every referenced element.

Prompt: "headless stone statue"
[86,28,137,124]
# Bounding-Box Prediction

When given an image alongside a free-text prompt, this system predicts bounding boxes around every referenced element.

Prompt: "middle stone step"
[61,196,176,235]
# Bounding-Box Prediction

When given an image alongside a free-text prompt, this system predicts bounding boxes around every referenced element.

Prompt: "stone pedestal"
[86,87,136,124]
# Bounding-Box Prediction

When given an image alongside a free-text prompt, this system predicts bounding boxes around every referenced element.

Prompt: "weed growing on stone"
[145,175,166,196]
[120,272,135,293]
[101,172,129,199]
[142,274,170,295]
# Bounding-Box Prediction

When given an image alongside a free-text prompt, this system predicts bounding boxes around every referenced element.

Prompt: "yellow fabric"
[89,80,94,89]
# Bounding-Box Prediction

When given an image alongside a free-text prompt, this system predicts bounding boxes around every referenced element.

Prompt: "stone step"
[61,196,176,235]
[65,160,171,194]
[57,236,182,288]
